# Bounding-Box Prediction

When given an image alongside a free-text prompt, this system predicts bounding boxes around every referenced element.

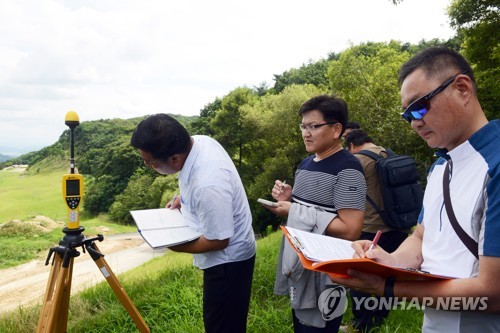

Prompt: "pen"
[292,236,304,249]
[280,180,286,191]
[368,230,382,252]
[404,268,430,274]
[169,193,178,206]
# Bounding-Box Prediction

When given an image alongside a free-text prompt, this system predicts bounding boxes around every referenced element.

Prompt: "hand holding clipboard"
[281,226,453,281]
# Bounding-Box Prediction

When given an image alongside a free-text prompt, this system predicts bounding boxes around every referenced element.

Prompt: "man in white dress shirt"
[131,114,256,333]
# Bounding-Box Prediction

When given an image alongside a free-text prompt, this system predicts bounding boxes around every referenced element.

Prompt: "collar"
[178,136,199,183]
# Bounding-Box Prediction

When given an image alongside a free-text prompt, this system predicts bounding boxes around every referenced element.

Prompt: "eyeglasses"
[299,121,338,132]
[401,70,468,123]
[142,158,156,169]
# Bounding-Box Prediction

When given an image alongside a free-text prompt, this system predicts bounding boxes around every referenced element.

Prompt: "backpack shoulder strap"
[356,149,382,161]
[443,162,479,259]
[356,149,384,216]
[383,148,395,156]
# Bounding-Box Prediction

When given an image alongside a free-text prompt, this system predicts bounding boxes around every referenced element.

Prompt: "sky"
[0,0,454,155]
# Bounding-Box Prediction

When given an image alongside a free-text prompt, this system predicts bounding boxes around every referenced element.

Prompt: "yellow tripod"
[36,111,150,333]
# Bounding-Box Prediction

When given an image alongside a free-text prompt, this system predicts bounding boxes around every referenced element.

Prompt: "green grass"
[0,215,137,269]
[0,168,137,269]
[0,232,424,332]
[0,169,66,223]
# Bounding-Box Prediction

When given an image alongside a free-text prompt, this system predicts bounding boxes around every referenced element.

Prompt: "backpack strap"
[384,148,395,156]
[365,195,383,216]
[355,150,384,217]
[442,161,479,259]
[357,149,382,161]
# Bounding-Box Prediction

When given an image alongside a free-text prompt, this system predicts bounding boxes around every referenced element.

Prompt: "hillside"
[0,231,425,332]
[0,114,197,225]
[0,114,197,172]
[0,154,14,163]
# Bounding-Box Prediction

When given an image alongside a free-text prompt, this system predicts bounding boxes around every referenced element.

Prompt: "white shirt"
[420,120,500,332]
[178,135,256,269]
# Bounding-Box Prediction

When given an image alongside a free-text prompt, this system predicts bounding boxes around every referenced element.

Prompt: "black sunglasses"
[401,70,468,123]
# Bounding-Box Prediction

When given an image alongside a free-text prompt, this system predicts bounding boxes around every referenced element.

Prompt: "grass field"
[0,168,66,223]
[0,167,136,269]
[0,232,424,332]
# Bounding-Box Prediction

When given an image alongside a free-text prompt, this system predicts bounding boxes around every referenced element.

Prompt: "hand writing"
[271,180,292,201]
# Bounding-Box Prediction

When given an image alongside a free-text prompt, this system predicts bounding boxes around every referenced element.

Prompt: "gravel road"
[0,232,167,314]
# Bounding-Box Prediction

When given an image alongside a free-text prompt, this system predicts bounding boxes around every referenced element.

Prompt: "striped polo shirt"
[292,148,366,213]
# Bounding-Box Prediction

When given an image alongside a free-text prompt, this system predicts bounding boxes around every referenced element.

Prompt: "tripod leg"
[54,257,74,331]
[89,243,150,333]
[37,254,73,333]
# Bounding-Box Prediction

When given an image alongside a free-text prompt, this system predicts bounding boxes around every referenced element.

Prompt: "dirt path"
[0,232,167,314]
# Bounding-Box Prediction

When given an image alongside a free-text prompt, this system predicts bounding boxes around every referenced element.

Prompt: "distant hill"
[0,154,13,163]
[0,114,197,171]
[0,145,35,157]
[0,114,198,221]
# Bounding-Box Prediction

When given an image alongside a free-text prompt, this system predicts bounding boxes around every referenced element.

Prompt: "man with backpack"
[344,129,415,332]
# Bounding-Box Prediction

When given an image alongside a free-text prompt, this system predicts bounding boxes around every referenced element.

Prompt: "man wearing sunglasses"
[328,47,500,332]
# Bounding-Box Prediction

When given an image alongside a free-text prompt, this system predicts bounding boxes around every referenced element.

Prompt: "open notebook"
[282,226,453,281]
[130,208,201,249]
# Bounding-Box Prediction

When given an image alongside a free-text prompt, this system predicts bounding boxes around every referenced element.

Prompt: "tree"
[253,82,271,97]
[109,171,178,224]
[272,59,330,93]
[448,0,499,119]
[83,138,142,215]
[243,84,326,232]
[209,87,258,169]
[326,42,436,175]
[190,98,222,136]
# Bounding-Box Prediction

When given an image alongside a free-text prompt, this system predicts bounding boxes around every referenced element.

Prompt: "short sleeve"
[333,168,366,211]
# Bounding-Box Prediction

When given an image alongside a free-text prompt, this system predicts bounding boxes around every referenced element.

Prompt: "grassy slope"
[0,169,65,223]
[0,167,137,269]
[0,232,423,333]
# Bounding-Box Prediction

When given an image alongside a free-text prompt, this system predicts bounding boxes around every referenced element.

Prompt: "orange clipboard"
[280,226,453,281]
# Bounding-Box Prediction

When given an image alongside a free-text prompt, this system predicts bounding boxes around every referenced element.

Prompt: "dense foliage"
[448,0,499,120]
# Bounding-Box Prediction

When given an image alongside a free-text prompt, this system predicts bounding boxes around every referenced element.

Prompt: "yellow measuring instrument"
[37,111,150,333]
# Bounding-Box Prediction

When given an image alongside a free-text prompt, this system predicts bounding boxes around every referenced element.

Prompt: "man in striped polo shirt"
[266,95,367,332]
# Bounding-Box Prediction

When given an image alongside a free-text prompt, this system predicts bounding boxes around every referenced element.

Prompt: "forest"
[2,0,498,234]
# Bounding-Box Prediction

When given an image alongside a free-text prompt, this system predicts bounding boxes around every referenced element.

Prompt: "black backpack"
[356,149,424,229]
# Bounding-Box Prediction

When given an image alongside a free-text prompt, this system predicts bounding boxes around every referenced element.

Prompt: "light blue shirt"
[178,135,256,269]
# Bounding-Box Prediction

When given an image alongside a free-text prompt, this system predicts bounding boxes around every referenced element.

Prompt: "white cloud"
[0,0,454,153]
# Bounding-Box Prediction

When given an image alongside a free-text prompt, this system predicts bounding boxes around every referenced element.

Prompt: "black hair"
[344,129,373,148]
[299,95,349,136]
[346,121,360,130]
[130,114,191,160]
[398,47,476,92]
